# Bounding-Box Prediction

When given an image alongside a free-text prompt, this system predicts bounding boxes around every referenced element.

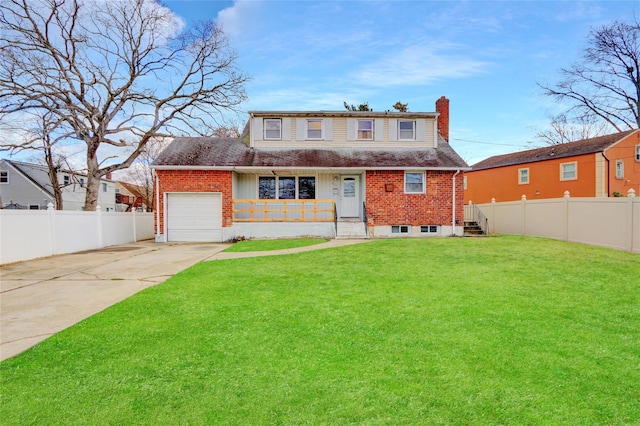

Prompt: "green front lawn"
[223,237,328,252]
[1,236,638,424]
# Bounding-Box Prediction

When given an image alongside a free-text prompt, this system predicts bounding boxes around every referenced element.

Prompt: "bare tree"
[533,113,610,145]
[538,18,640,132]
[0,0,248,211]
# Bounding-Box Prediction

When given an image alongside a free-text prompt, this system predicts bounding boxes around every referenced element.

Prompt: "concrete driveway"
[0,240,229,361]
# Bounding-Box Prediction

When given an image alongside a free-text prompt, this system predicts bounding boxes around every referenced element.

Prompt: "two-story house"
[0,159,116,211]
[151,96,469,242]
[464,129,640,204]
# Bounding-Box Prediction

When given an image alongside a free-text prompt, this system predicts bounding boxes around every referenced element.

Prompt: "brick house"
[465,130,640,204]
[151,97,469,242]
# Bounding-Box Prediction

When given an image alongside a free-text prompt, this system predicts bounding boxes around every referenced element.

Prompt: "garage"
[166,193,223,242]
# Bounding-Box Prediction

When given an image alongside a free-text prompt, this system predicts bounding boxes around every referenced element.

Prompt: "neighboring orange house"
[465,129,640,204]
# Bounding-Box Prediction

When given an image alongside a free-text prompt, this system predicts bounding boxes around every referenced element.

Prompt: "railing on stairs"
[362,201,369,238]
[464,202,489,235]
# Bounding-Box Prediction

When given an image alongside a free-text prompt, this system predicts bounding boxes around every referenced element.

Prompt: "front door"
[341,175,360,218]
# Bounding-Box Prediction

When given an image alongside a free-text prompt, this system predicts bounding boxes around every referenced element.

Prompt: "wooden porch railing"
[233,199,335,222]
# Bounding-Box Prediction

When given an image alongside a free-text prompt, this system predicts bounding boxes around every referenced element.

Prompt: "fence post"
[132,208,138,242]
[563,190,570,242]
[627,188,636,253]
[490,198,495,234]
[47,202,55,256]
[521,195,527,236]
[96,205,103,248]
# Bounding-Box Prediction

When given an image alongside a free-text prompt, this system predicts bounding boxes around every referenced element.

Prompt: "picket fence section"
[0,204,154,264]
[475,189,639,253]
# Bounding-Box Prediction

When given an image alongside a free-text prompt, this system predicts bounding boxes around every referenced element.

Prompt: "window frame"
[306,119,324,140]
[398,120,416,141]
[258,175,317,200]
[356,119,374,140]
[420,225,439,234]
[518,167,529,185]
[102,183,108,192]
[263,118,282,140]
[635,145,640,162]
[0,170,8,184]
[404,171,426,194]
[391,225,410,234]
[63,175,70,185]
[615,159,624,179]
[560,162,578,181]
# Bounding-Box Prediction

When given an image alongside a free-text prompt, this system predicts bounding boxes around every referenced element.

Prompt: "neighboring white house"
[0,159,116,211]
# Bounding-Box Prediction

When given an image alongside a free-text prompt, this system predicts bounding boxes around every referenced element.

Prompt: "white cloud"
[216,0,264,40]
[352,43,492,88]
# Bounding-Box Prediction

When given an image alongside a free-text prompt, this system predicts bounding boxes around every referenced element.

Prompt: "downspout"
[452,169,461,236]
[155,171,160,241]
[602,151,610,196]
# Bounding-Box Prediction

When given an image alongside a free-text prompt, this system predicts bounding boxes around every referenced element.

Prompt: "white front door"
[341,175,360,218]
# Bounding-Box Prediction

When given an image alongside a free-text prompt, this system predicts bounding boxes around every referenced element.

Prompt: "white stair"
[336,221,368,239]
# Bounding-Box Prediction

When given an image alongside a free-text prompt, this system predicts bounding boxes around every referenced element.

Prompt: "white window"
[79,178,85,187]
[391,225,410,234]
[398,120,415,140]
[405,172,425,193]
[306,119,323,139]
[615,160,624,179]
[463,175,467,190]
[518,168,529,185]
[0,170,8,184]
[63,175,70,185]
[264,119,281,140]
[560,162,577,181]
[420,225,439,234]
[357,119,373,140]
[636,145,640,161]
[102,183,108,192]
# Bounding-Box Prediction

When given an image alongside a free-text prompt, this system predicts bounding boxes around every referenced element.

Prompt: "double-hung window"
[306,119,323,139]
[405,171,425,193]
[518,168,529,184]
[615,160,624,179]
[63,175,70,185]
[259,176,316,200]
[357,119,373,140]
[264,119,281,140]
[560,162,577,181]
[398,120,416,140]
[0,171,8,184]
[636,145,640,161]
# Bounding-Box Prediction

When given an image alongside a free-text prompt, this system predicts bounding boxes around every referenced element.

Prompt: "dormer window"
[398,120,416,140]
[306,119,323,139]
[264,119,281,140]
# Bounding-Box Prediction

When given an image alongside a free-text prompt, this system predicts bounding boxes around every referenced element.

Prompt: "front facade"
[0,159,116,211]
[465,130,640,204]
[152,97,469,242]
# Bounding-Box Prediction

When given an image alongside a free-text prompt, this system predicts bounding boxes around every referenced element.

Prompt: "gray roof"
[472,130,638,171]
[152,137,469,170]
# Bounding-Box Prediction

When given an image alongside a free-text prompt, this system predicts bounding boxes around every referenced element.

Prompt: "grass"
[1,236,638,424]
[223,237,328,252]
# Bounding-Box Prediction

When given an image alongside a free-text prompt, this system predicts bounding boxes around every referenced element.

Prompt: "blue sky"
[165,0,638,164]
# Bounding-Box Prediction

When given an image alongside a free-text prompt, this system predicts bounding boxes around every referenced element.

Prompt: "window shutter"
[282,118,291,140]
[374,119,384,141]
[296,118,305,141]
[416,119,426,142]
[253,118,263,140]
[347,118,356,141]
[324,118,333,140]
[389,119,398,141]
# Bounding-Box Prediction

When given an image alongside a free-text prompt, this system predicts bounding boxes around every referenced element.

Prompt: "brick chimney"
[435,96,449,142]
[106,172,112,180]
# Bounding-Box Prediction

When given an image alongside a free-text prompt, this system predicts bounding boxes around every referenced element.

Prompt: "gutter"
[452,169,461,236]
[155,171,160,240]
[602,150,610,196]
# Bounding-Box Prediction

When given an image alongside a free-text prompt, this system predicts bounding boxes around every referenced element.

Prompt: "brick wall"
[155,169,233,234]
[365,170,463,226]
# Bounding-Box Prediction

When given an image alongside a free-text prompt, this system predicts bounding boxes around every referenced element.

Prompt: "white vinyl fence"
[473,189,639,253]
[0,204,154,264]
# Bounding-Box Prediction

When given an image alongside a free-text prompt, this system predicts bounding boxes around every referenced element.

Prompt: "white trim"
[560,161,578,181]
[615,159,624,179]
[518,167,530,185]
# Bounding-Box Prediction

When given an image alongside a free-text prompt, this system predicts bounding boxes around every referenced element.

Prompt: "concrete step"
[336,221,368,239]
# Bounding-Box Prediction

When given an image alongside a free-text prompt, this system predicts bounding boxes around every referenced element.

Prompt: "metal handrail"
[362,201,369,238]
[465,203,488,235]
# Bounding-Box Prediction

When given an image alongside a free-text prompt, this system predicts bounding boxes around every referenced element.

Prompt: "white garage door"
[167,193,222,242]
